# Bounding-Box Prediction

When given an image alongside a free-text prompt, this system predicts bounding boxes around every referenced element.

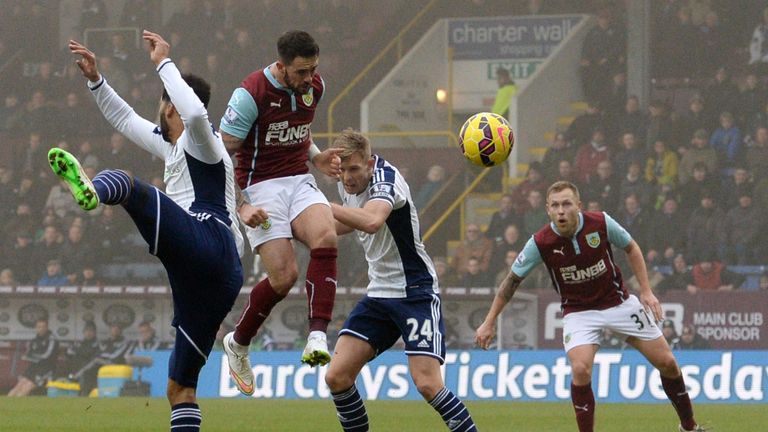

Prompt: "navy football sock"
[429,387,477,431]
[93,169,132,205]
[170,402,201,431]
[332,385,368,432]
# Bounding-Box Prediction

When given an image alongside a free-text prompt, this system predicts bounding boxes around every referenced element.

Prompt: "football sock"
[429,387,477,432]
[305,247,337,333]
[332,385,369,432]
[170,402,201,431]
[571,382,595,432]
[233,278,285,346]
[93,169,132,205]
[661,374,696,431]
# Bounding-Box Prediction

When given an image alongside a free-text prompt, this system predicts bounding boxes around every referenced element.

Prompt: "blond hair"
[546,181,581,201]
[333,128,371,161]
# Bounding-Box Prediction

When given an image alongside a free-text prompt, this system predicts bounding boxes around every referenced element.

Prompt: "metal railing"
[326,0,438,143]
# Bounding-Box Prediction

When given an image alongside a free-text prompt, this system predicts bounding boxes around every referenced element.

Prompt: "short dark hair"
[162,73,211,108]
[277,30,319,64]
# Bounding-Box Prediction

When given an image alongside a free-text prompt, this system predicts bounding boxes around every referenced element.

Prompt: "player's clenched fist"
[238,203,269,228]
[474,320,496,350]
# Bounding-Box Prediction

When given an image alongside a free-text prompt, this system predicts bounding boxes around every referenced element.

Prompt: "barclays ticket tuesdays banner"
[134,350,767,403]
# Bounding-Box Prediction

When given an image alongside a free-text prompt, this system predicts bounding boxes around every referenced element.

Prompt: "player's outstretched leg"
[47,148,99,210]
[411,357,477,432]
[48,147,134,209]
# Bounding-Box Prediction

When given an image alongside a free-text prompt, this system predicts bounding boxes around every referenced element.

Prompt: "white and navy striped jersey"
[338,155,438,298]
[87,59,243,256]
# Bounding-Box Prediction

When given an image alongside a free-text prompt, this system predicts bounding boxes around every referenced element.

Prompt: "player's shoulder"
[582,211,608,229]
[372,155,398,183]
[240,67,269,95]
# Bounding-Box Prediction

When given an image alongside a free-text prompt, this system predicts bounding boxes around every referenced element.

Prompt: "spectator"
[656,254,696,295]
[748,7,768,74]
[626,259,665,293]
[495,250,518,287]
[0,93,22,132]
[433,256,459,288]
[413,164,446,211]
[461,257,491,288]
[101,132,133,170]
[65,320,103,396]
[601,70,627,115]
[540,132,576,181]
[668,6,699,78]
[647,198,686,265]
[16,132,45,176]
[723,192,761,265]
[704,68,738,121]
[62,224,91,278]
[661,320,680,348]
[615,193,650,249]
[697,11,726,74]
[690,253,745,292]
[677,324,710,350]
[677,96,711,146]
[566,100,604,147]
[7,318,58,396]
[551,158,575,184]
[3,203,35,244]
[120,0,153,29]
[720,167,752,210]
[574,126,611,183]
[77,265,102,286]
[611,95,646,141]
[491,67,517,118]
[686,192,726,261]
[737,72,766,125]
[612,131,645,184]
[0,268,15,285]
[5,232,35,284]
[582,160,620,212]
[510,162,547,215]
[490,224,525,272]
[579,9,625,103]
[78,0,108,33]
[23,90,57,134]
[644,100,676,153]
[618,161,652,207]
[100,325,133,365]
[135,321,164,351]
[677,163,719,214]
[678,129,718,185]
[521,189,548,238]
[34,225,63,267]
[485,194,518,242]
[452,223,493,277]
[645,140,679,187]
[44,181,82,219]
[746,126,768,180]
[37,259,68,286]
[709,111,743,178]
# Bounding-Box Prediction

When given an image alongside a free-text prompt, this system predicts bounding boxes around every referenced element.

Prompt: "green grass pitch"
[0,397,763,431]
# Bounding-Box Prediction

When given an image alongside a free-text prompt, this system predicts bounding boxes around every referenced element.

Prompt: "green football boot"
[47,148,99,211]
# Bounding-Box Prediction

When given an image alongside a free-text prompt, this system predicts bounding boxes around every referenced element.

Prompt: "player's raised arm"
[69,39,170,160]
[143,30,222,165]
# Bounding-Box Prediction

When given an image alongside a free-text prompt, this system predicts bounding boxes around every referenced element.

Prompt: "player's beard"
[160,114,172,143]
[283,69,310,94]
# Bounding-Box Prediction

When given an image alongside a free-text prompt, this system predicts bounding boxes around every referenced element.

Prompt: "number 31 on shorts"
[406,318,433,341]
[630,308,654,330]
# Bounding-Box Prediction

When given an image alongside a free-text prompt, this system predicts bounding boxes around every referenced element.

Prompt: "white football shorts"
[242,174,329,250]
[561,294,663,352]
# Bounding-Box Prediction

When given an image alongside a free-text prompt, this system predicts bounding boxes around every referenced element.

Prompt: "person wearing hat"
[678,324,710,350]
[678,129,718,185]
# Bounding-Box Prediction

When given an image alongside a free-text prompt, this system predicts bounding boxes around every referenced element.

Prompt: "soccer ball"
[458,112,514,167]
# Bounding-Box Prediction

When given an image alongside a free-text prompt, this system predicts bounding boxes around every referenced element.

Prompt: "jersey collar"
[549,212,584,237]
[264,63,294,94]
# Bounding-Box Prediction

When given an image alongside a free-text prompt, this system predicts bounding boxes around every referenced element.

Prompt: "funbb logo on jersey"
[265,121,311,145]
[559,259,607,283]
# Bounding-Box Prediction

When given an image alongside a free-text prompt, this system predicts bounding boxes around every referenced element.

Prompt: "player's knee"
[324,368,354,393]
[570,361,593,381]
[166,380,196,405]
[269,267,299,292]
[413,377,441,401]
[656,354,680,377]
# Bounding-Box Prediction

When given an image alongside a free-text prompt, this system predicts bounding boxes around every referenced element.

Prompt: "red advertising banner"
[536,290,768,349]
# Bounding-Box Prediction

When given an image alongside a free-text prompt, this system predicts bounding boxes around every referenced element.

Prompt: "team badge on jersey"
[260,218,272,231]
[302,89,313,106]
[586,232,600,248]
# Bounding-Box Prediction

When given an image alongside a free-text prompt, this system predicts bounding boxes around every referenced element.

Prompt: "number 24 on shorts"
[406,318,433,341]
